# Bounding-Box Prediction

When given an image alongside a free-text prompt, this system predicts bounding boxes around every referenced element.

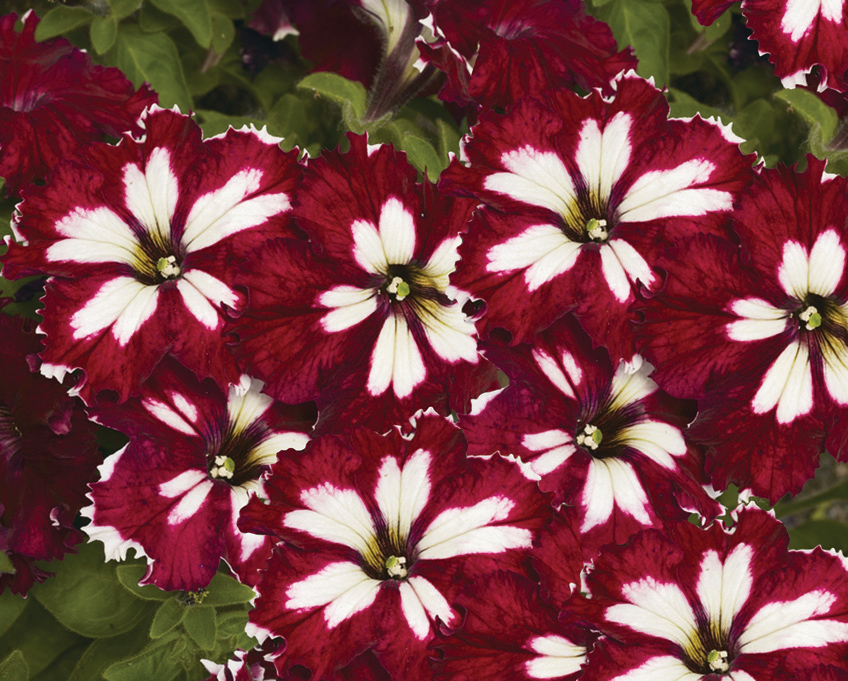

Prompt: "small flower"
[83,357,315,591]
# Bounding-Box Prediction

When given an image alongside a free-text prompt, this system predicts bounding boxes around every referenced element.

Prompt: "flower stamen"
[799,305,822,330]
[386,276,411,301]
[156,255,181,280]
[385,555,408,579]
[209,454,235,480]
[586,218,609,242]
[576,423,603,450]
[707,649,730,673]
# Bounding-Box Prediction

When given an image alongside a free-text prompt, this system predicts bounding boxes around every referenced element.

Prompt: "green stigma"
[223,457,235,473]
[386,555,398,569]
[156,257,170,272]
[586,218,600,232]
[396,281,410,299]
[592,428,603,445]
[807,312,822,329]
[707,651,720,664]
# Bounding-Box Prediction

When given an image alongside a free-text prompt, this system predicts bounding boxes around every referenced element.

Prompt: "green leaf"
[109,0,143,20]
[0,600,84,677]
[207,0,246,18]
[201,573,255,607]
[0,592,27,639]
[116,565,173,601]
[182,607,216,650]
[90,16,118,55]
[139,3,181,32]
[31,641,88,681]
[789,520,848,552]
[0,552,14,575]
[103,636,183,681]
[400,134,443,181]
[68,622,150,681]
[298,73,368,132]
[31,543,150,639]
[732,98,776,157]
[150,0,213,48]
[596,0,670,86]
[210,13,235,54]
[774,88,839,152]
[0,651,28,681]
[109,25,192,112]
[667,87,729,124]
[34,6,95,41]
[704,11,732,41]
[195,110,266,138]
[267,94,310,140]
[150,600,187,639]
[436,118,461,167]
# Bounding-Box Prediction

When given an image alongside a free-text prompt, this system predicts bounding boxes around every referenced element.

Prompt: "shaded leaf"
[68,621,150,681]
[182,607,216,650]
[298,72,368,132]
[596,0,670,85]
[109,0,143,20]
[34,6,95,41]
[0,600,83,677]
[102,635,183,681]
[150,0,213,48]
[0,592,27,639]
[211,13,235,54]
[31,543,148,639]
[90,16,118,55]
[139,3,180,32]
[201,573,255,607]
[150,600,187,639]
[109,25,192,111]
[789,520,848,552]
[31,641,88,681]
[775,88,839,156]
[0,553,14,575]
[0,651,28,681]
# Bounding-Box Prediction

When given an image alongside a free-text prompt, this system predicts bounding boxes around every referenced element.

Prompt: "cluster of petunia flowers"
[3,4,848,681]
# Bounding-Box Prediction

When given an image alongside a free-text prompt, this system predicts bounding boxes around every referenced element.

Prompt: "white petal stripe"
[485,146,577,216]
[777,240,810,300]
[177,269,239,330]
[781,0,842,41]
[319,286,378,333]
[71,276,160,346]
[610,655,703,681]
[166,478,214,526]
[421,302,479,364]
[374,450,432,544]
[525,635,586,679]
[822,338,848,405]
[617,160,731,223]
[379,198,417,266]
[575,114,632,204]
[285,484,377,556]
[487,224,581,292]
[123,147,178,243]
[606,577,698,650]
[352,219,388,274]
[695,545,753,637]
[739,590,848,653]
[142,398,198,436]
[417,496,531,560]
[367,314,426,398]
[617,420,686,469]
[182,169,290,252]
[581,458,651,531]
[727,298,788,342]
[47,207,139,265]
[286,561,382,629]
[532,348,578,398]
[600,241,631,303]
[751,341,813,423]
[808,229,845,297]
[399,576,454,640]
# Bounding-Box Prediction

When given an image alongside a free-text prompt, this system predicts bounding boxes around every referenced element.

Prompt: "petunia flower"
[238,412,553,680]
[576,507,848,680]
[0,11,156,197]
[419,0,637,111]
[462,315,718,558]
[691,0,848,91]
[2,106,300,404]
[230,134,495,434]
[0,314,99,595]
[82,357,315,591]
[634,156,848,501]
[439,73,753,360]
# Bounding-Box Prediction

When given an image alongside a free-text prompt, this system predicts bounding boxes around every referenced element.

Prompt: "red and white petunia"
[576,507,848,680]
[0,11,156,197]
[691,0,848,91]
[82,357,315,591]
[635,157,848,501]
[2,106,300,404]
[419,0,637,111]
[440,73,753,359]
[462,315,718,558]
[433,571,592,681]
[238,412,553,680]
[230,135,495,434]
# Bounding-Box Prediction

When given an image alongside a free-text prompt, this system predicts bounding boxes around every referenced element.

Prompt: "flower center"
[707,649,730,673]
[156,255,181,280]
[385,555,409,579]
[386,276,411,302]
[683,622,734,675]
[586,218,609,243]
[205,425,272,487]
[575,423,603,450]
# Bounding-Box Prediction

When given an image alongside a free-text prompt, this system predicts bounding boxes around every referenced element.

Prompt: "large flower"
[577,508,848,680]
[2,106,300,404]
[0,11,156,197]
[82,357,315,591]
[239,413,553,680]
[230,135,495,434]
[634,157,848,501]
[439,73,753,359]
[462,315,717,557]
[0,314,99,595]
